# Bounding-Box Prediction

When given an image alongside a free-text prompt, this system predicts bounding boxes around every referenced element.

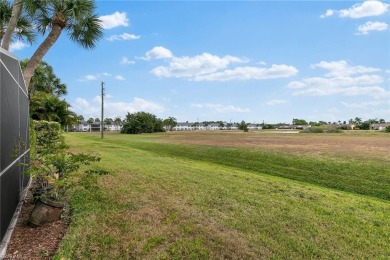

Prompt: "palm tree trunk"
[23,24,63,89]
[1,0,23,50]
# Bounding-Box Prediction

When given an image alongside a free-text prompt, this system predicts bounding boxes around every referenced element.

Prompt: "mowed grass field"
[55,131,390,259]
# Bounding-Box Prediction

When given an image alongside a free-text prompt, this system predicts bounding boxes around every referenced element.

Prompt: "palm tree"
[30,92,74,125]
[163,117,177,131]
[354,117,362,125]
[0,0,35,46]
[20,59,68,98]
[114,116,122,131]
[23,0,103,87]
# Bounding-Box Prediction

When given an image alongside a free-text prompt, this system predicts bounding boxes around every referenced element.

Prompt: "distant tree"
[121,112,165,134]
[263,124,275,129]
[104,118,113,125]
[360,122,370,130]
[354,117,362,125]
[163,117,177,131]
[343,121,346,124]
[218,121,225,129]
[202,121,210,127]
[379,118,386,124]
[87,118,94,124]
[318,121,327,125]
[191,122,200,129]
[77,115,84,122]
[95,118,100,122]
[113,116,122,130]
[239,120,249,132]
[368,118,379,124]
[292,118,308,125]
[114,116,121,125]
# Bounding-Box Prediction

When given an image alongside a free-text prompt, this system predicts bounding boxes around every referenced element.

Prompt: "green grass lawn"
[55,132,389,259]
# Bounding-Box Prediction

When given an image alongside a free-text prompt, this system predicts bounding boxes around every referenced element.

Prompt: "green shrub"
[325,128,343,133]
[385,125,390,132]
[32,120,65,155]
[301,127,324,133]
[27,120,104,202]
[121,111,165,134]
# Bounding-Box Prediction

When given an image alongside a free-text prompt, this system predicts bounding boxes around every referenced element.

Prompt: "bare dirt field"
[158,131,390,162]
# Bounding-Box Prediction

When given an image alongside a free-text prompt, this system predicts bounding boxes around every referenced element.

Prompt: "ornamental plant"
[27,120,102,202]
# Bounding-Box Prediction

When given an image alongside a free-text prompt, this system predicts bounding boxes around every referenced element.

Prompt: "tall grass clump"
[301,127,324,133]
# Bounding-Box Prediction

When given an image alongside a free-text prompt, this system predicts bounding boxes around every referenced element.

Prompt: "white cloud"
[79,74,98,81]
[266,99,288,106]
[144,46,173,60]
[121,57,135,65]
[107,97,165,114]
[152,53,248,79]
[289,60,389,98]
[341,100,389,109]
[193,65,298,81]
[79,72,125,81]
[99,12,129,29]
[322,1,389,18]
[9,41,27,52]
[146,47,296,81]
[288,81,306,89]
[320,9,335,18]
[339,0,389,18]
[288,75,384,89]
[327,107,339,113]
[106,33,140,41]
[356,21,388,34]
[115,75,125,80]
[291,81,389,98]
[75,98,90,107]
[191,103,250,113]
[73,97,164,119]
[311,60,381,77]
[73,98,99,117]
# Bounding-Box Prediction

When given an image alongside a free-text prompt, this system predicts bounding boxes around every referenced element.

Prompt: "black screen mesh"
[0,48,30,241]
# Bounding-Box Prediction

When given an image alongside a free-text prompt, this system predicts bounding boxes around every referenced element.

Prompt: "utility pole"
[101,82,105,139]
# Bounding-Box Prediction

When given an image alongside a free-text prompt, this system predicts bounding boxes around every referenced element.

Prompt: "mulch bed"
[3,189,69,259]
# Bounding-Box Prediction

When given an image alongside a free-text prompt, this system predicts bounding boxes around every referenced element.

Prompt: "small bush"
[301,127,324,133]
[325,128,343,133]
[385,125,390,133]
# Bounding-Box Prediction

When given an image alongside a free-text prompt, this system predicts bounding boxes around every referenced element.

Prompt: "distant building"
[370,123,390,130]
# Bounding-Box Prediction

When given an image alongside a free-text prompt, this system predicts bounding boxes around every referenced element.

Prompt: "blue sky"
[10,0,390,123]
